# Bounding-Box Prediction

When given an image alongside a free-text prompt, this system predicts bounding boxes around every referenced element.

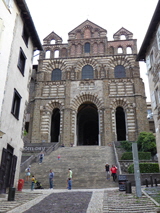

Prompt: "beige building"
[27,20,149,147]
[137,1,160,166]
[0,0,42,193]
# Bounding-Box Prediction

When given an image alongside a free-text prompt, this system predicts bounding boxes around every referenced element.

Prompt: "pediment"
[68,19,107,35]
[43,31,62,44]
[113,27,133,39]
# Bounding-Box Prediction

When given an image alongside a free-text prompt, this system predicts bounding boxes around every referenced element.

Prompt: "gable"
[43,31,62,44]
[113,27,133,40]
[68,20,107,39]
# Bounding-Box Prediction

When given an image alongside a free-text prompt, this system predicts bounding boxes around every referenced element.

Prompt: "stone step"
[20,146,117,189]
[103,189,159,213]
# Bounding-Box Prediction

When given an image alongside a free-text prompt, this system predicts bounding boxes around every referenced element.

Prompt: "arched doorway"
[116,107,126,141]
[77,101,99,145]
[50,108,60,142]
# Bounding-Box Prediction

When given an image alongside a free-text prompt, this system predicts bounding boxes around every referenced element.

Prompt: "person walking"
[25,165,31,182]
[110,165,118,182]
[49,169,54,189]
[39,152,44,164]
[105,163,110,179]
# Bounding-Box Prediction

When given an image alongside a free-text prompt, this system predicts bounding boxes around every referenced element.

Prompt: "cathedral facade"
[28,20,149,146]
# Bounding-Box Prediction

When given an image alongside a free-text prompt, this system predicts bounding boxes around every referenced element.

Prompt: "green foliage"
[121,152,151,160]
[23,130,28,136]
[136,132,156,156]
[128,163,159,173]
[120,141,132,152]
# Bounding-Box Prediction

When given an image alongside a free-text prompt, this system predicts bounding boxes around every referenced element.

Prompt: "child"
[57,154,60,160]
[31,175,35,191]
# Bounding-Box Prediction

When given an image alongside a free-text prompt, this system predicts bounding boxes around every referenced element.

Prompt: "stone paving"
[0,187,160,213]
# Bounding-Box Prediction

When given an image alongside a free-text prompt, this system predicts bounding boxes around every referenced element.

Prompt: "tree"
[136,132,156,156]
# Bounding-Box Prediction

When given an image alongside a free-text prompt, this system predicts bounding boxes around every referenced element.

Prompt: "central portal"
[77,101,99,145]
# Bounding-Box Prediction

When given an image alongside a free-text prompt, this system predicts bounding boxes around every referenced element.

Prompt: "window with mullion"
[82,65,93,79]
[84,42,90,53]
[11,89,21,119]
[17,48,26,75]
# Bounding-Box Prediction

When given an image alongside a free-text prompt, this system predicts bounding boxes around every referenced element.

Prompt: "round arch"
[77,101,99,145]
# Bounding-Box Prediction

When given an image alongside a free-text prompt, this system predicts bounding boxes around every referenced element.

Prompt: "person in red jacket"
[110,165,118,182]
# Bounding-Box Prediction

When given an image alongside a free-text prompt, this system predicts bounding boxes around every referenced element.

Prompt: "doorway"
[77,102,99,145]
[50,108,60,142]
[116,107,126,141]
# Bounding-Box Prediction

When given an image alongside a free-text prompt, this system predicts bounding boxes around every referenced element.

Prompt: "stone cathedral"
[27,20,149,146]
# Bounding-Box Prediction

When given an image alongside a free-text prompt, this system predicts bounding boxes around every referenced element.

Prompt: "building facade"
[0,0,42,193]
[137,1,160,166]
[28,20,149,147]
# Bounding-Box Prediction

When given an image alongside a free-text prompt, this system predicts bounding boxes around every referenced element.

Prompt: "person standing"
[49,169,54,189]
[31,175,35,191]
[110,165,118,182]
[67,178,72,190]
[105,163,110,179]
[68,168,73,179]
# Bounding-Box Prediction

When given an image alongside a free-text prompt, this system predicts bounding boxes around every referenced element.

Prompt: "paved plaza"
[0,187,160,213]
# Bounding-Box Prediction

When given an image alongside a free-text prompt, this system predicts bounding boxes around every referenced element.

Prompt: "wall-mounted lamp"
[0,130,5,138]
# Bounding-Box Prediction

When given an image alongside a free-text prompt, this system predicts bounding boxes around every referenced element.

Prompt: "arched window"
[54,50,59,58]
[45,50,50,59]
[117,47,123,54]
[120,35,126,40]
[51,69,62,81]
[114,65,126,78]
[126,46,132,54]
[84,42,90,53]
[82,65,93,79]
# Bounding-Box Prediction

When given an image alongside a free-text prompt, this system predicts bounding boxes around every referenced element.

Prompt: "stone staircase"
[20,146,118,189]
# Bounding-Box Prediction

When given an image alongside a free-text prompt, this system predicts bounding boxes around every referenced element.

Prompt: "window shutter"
[151,91,156,109]
[156,24,160,50]
[146,55,151,70]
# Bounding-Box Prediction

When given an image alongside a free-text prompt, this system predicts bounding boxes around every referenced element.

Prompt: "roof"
[15,0,42,50]
[136,0,160,61]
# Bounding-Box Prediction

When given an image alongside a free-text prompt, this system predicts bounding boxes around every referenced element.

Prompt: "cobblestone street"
[0,187,160,213]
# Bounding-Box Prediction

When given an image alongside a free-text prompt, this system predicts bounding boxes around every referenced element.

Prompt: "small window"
[118,47,123,54]
[126,47,132,54]
[51,69,62,81]
[22,25,29,46]
[82,65,93,79]
[54,50,59,58]
[84,42,90,53]
[114,65,126,78]
[17,48,26,75]
[45,50,50,59]
[11,89,21,119]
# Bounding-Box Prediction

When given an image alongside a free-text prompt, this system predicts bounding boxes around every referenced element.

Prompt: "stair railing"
[20,142,61,173]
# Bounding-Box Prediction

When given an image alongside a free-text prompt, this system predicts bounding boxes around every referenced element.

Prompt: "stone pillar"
[62,108,72,146]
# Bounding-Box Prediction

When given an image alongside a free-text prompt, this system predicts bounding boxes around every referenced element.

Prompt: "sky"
[25,0,159,101]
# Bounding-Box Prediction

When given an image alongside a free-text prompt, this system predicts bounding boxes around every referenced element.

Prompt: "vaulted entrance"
[116,107,126,141]
[77,102,99,145]
[50,108,60,142]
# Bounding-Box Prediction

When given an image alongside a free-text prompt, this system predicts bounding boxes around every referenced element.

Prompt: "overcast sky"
[26,0,159,101]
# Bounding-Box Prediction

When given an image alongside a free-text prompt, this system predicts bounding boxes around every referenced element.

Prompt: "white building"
[0,0,42,193]
[137,1,160,167]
